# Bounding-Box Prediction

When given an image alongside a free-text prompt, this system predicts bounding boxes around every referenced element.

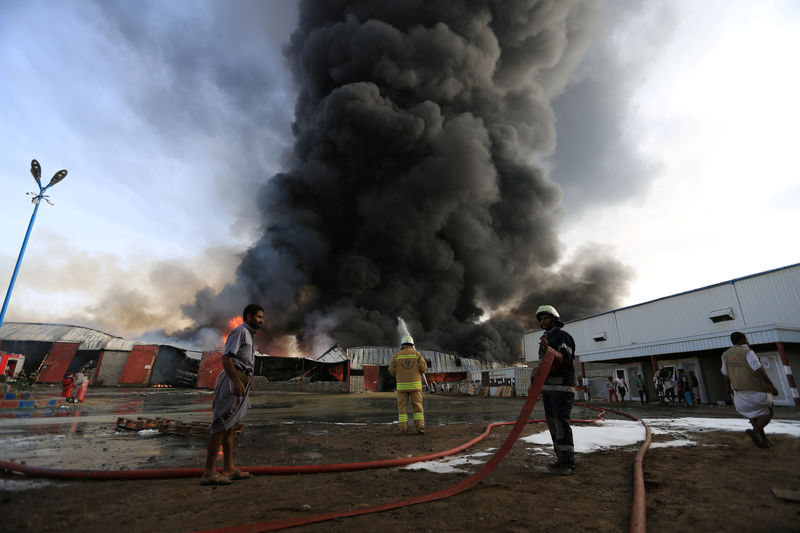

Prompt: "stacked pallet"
[115,417,243,436]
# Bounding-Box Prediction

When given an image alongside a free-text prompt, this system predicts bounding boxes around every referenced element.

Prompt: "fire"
[217,316,245,348]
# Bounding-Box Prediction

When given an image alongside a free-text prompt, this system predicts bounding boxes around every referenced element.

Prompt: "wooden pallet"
[115,416,242,436]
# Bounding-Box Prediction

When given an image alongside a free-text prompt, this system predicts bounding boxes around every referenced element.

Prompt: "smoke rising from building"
[183,0,632,363]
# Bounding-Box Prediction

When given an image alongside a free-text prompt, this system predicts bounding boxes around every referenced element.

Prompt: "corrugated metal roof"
[346,346,503,372]
[60,327,118,350]
[0,322,126,349]
[0,322,74,342]
[104,338,136,351]
[316,344,348,363]
[578,325,800,362]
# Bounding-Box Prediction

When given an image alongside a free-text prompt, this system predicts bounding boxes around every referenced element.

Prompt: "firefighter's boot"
[413,411,425,434]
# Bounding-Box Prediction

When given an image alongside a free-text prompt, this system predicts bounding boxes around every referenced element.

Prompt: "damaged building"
[0,323,201,388]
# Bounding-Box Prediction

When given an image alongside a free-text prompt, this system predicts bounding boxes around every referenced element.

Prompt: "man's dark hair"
[243,304,264,320]
[730,331,747,345]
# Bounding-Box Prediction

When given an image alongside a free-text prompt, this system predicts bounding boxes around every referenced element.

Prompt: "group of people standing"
[653,368,701,407]
[605,369,701,407]
[605,375,628,403]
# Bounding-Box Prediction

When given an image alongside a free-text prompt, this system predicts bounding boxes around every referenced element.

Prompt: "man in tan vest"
[389,335,428,434]
[721,331,779,448]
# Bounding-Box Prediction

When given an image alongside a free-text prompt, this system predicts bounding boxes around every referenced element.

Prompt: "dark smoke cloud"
[184,0,632,363]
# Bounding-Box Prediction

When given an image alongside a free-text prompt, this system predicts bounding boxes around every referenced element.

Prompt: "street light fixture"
[0,159,69,329]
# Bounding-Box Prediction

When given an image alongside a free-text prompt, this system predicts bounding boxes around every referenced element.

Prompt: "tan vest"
[389,347,428,391]
[722,345,770,392]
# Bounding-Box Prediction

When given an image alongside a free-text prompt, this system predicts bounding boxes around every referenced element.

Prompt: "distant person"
[689,371,700,405]
[677,369,692,407]
[606,377,619,402]
[201,303,264,485]
[663,372,676,406]
[389,335,428,434]
[654,372,665,405]
[70,372,86,403]
[536,305,577,476]
[721,332,780,448]
[61,373,74,400]
[615,376,627,404]
[636,374,648,404]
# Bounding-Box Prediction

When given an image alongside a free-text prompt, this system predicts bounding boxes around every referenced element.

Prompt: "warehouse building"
[522,263,800,409]
[0,322,200,388]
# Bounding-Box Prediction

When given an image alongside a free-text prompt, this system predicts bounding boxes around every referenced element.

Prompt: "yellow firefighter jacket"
[389,347,428,391]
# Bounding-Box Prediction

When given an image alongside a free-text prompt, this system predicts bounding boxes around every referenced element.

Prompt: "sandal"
[745,429,769,449]
[199,474,232,486]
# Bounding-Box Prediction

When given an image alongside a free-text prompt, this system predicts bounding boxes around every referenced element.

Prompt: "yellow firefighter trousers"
[396,390,424,433]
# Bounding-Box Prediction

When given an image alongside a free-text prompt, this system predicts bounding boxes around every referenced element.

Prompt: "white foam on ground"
[644,417,800,437]
[402,450,493,474]
[404,417,800,473]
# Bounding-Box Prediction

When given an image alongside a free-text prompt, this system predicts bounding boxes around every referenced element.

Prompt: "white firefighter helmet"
[536,305,560,320]
[401,335,414,346]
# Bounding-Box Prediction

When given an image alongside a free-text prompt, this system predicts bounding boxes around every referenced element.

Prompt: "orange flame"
[216,316,245,348]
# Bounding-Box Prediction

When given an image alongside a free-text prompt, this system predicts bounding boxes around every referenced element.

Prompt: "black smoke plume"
[184,0,632,363]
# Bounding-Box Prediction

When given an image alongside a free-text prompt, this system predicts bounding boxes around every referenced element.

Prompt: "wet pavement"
[2,388,798,476]
[0,388,555,474]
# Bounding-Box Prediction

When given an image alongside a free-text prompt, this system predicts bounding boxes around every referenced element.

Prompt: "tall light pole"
[0,159,68,329]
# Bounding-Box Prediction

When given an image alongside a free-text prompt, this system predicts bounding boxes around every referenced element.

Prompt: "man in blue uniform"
[536,304,577,476]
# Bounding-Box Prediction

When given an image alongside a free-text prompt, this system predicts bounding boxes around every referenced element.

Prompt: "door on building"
[757,352,792,407]
[616,364,648,402]
[613,365,642,402]
[659,358,707,405]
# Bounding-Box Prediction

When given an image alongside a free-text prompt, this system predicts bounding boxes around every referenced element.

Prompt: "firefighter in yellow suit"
[389,335,428,434]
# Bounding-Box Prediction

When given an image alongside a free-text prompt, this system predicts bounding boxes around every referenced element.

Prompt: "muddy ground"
[1,391,799,532]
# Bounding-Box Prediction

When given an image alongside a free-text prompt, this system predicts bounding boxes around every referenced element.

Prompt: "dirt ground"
[2,397,800,533]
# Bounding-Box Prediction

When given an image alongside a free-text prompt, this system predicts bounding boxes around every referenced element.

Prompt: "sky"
[1,0,799,348]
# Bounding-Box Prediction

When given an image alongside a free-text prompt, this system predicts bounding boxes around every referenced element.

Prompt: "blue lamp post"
[0,159,68,329]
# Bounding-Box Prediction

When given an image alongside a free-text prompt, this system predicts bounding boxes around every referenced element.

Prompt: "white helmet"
[536,305,560,320]
[401,335,414,346]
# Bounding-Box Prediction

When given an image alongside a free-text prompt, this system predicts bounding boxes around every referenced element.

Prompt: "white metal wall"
[615,283,744,345]
[523,264,800,363]
[733,267,800,327]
